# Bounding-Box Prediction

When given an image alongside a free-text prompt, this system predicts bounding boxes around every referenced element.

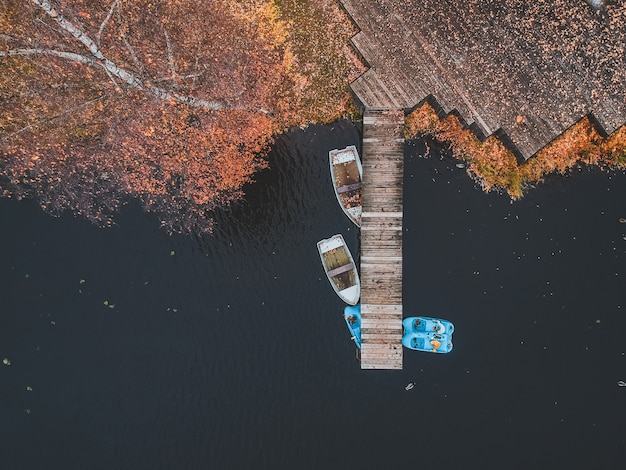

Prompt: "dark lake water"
[1,120,625,469]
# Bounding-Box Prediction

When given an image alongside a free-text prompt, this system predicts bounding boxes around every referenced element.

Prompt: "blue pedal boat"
[343,304,362,349]
[402,316,454,353]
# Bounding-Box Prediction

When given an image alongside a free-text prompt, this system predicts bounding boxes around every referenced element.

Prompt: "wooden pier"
[359,109,404,370]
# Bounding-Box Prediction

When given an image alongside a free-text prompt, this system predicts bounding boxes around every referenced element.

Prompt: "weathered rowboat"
[329,145,362,227]
[317,234,360,305]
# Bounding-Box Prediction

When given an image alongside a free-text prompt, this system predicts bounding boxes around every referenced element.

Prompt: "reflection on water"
[1,121,626,469]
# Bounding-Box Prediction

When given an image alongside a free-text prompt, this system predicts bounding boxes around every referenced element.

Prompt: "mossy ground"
[275,0,365,125]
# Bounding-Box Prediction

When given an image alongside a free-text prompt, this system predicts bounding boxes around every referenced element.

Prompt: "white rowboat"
[317,234,360,305]
[329,146,362,227]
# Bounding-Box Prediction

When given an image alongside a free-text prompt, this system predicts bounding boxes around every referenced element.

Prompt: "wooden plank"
[361,294,402,305]
[360,243,402,253]
[361,278,403,289]
[361,211,403,218]
[362,334,402,342]
[361,349,402,358]
[360,277,403,286]
[361,354,403,362]
[361,268,402,277]
[361,304,402,314]
[361,362,402,368]
[363,350,402,357]
[361,315,403,322]
[361,232,403,242]
[360,251,401,261]
[362,345,402,352]
[361,352,403,361]
[362,327,403,335]
[361,318,403,327]
[361,364,403,370]
[361,344,402,352]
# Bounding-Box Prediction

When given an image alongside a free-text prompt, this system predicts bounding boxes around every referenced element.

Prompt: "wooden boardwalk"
[341,0,626,159]
[359,109,404,370]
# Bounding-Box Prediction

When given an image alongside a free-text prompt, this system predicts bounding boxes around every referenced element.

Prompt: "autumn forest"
[1,0,625,232]
[0,0,361,232]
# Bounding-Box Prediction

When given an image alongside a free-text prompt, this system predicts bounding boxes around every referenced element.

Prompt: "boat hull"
[329,146,363,227]
[317,234,360,305]
[402,316,454,353]
[343,304,362,349]
[402,317,454,335]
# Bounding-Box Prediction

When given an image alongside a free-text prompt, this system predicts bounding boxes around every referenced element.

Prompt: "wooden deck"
[359,109,404,370]
[341,0,626,159]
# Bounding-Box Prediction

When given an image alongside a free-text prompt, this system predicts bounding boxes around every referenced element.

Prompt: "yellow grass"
[406,103,626,199]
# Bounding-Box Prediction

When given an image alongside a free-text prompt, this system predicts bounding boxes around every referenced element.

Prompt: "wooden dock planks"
[359,109,405,370]
[341,0,626,160]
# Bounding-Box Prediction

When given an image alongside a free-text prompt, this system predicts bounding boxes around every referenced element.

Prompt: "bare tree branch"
[0,33,21,42]
[191,54,200,90]
[97,0,120,46]
[163,28,176,81]
[31,0,226,111]
[102,66,120,89]
[32,0,107,60]
[0,48,97,66]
